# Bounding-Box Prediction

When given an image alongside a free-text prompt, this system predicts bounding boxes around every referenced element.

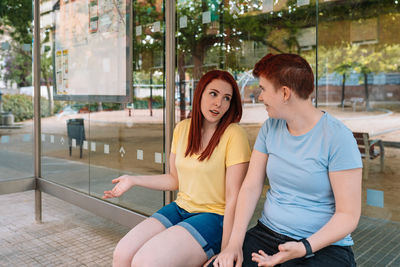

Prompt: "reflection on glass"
[89,0,165,215]
[0,3,33,181]
[41,100,90,193]
[318,0,400,223]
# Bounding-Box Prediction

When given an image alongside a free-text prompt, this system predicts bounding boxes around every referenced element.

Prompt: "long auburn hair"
[185,70,242,161]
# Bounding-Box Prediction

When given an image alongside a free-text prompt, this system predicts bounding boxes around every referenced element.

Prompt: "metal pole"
[165,0,175,205]
[34,0,42,223]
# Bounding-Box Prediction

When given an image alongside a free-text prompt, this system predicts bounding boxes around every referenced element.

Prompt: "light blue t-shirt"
[254,112,362,246]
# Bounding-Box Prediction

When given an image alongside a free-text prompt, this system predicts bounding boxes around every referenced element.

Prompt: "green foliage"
[0,0,32,44]
[133,96,163,109]
[2,94,67,122]
[0,46,32,87]
[2,94,33,122]
[97,102,122,110]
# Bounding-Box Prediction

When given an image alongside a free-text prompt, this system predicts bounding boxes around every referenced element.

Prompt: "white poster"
[54,0,129,97]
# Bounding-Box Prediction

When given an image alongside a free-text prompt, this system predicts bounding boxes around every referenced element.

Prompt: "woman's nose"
[214,97,222,107]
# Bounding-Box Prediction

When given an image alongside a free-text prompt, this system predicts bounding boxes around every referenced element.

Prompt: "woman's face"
[258,76,284,119]
[200,79,233,126]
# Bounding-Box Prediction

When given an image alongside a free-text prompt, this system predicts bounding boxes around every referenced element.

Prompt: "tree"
[0,0,32,44]
[1,43,32,87]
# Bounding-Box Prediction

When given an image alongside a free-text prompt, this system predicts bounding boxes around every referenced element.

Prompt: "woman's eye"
[210,92,217,96]
[224,96,231,101]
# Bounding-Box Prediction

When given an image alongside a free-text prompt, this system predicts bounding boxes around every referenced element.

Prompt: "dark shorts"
[151,202,223,260]
[242,221,356,267]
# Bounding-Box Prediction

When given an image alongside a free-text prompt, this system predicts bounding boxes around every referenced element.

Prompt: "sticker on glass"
[297,0,310,7]
[179,16,187,29]
[104,144,110,154]
[155,152,162,164]
[262,0,273,13]
[153,21,160,32]
[136,25,142,36]
[91,142,96,152]
[202,11,211,24]
[83,141,88,150]
[137,149,143,160]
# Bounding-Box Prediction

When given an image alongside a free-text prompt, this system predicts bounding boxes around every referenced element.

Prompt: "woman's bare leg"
[131,225,208,267]
[113,217,166,267]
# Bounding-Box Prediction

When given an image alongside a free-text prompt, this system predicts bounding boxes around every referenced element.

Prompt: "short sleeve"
[171,121,183,154]
[225,125,251,167]
[254,120,269,154]
[328,128,363,171]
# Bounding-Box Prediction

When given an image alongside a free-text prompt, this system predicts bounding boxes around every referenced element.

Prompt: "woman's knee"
[113,241,134,267]
[131,251,157,267]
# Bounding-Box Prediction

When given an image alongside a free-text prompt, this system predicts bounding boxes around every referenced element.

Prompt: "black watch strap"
[300,238,315,259]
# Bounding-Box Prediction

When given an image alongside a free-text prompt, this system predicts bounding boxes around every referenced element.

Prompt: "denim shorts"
[151,202,224,259]
[242,220,356,267]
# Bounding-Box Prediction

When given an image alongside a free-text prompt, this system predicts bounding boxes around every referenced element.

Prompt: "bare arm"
[221,162,249,250]
[252,168,362,267]
[102,153,179,199]
[214,150,268,267]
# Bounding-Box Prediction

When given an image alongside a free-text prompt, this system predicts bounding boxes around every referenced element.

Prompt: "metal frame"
[165,0,176,205]
[38,179,147,228]
[0,178,35,195]
[34,0,42,223]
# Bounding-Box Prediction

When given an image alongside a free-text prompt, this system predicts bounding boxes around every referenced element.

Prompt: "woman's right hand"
[102,175,135,199]
[213,244,243,267]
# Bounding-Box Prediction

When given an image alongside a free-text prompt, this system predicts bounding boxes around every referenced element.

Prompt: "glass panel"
[0,1,33,181]
[318,0,400,224]
[176,0,316,226]
[40,1,91,192]
[41,100,90,193]
[89,0,165,215]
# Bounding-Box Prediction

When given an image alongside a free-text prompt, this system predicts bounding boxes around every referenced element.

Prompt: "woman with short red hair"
[214,54,362,267]
[103,70,251,267]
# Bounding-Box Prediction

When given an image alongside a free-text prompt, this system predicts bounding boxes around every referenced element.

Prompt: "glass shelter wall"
[35,0,400,222]
[39,0,165,216]
[0,3,34,181]
[175,0,400,227]
[317,1,400,222]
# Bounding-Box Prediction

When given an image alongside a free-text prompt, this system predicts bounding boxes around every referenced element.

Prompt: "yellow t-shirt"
[171,119,251,215]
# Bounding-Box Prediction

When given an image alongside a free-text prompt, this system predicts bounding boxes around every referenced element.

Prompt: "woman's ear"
[282,86,292,103]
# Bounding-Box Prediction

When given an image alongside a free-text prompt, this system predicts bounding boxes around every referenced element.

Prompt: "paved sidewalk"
[0,191,129,267]
[1,190,400,266]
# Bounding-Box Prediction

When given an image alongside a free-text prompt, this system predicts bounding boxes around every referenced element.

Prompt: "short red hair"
[185,70,242,161]
[253,53,314,99]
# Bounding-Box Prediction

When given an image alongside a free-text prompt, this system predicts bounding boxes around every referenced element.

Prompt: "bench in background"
[353,132,384,179]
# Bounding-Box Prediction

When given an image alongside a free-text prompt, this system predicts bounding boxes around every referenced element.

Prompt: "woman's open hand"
[102,175,135,199]
[251,241,306,266]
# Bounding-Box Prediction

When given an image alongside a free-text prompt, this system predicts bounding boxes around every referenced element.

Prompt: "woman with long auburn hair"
[103,69,251,267]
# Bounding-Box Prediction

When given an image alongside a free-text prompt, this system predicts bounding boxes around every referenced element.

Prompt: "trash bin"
[67,118,85,158]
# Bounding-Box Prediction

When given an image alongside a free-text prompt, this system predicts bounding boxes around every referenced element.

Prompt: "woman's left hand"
[251,241,306,267]
[203,255,217,267]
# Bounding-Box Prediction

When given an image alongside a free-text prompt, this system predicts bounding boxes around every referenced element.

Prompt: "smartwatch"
[300,238,315,259]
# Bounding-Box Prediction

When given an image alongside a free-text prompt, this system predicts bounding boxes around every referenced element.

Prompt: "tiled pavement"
[0,191,129,267]
[1,191,400,267]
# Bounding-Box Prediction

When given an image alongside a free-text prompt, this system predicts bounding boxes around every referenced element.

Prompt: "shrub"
[2,94,34,122]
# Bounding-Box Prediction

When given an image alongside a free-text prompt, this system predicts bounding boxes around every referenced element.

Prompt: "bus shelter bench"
[353,132,384,179]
